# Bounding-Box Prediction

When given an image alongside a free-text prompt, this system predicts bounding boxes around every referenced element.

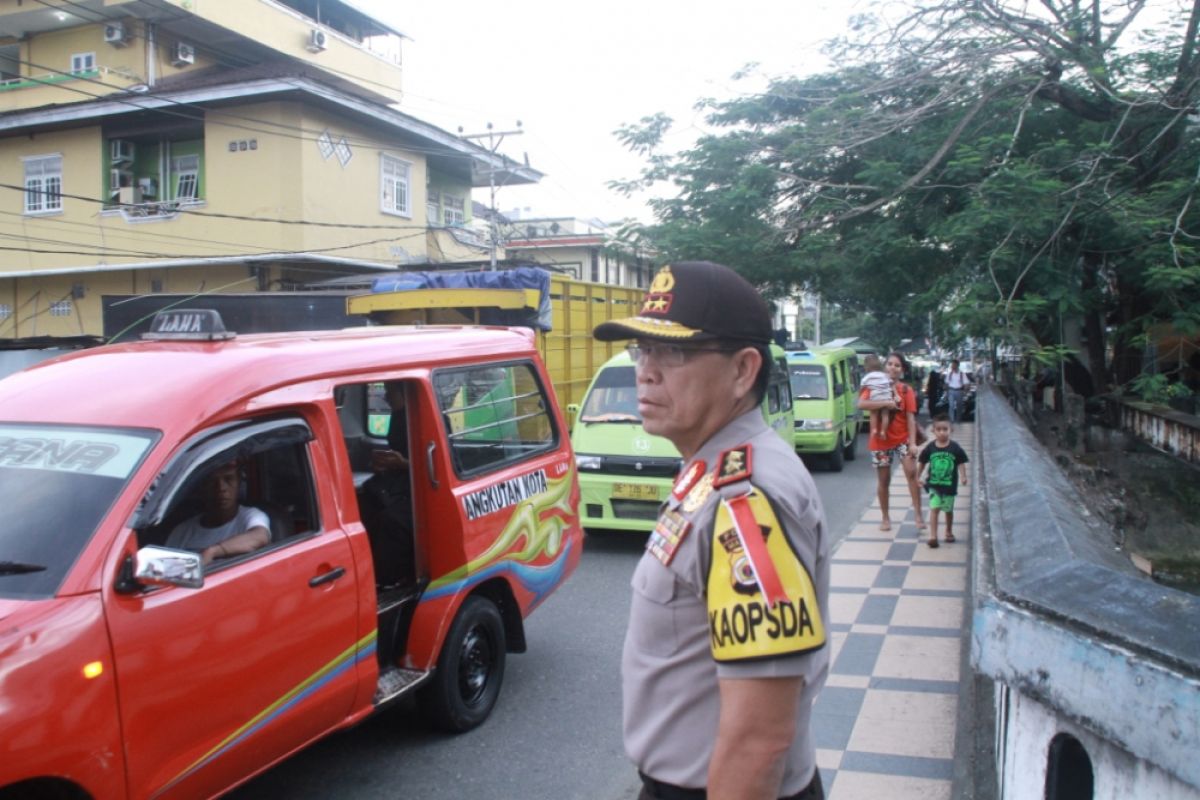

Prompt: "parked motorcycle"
[932,386,976,422]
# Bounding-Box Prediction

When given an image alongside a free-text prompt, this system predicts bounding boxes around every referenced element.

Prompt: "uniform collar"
[688,408,767,472]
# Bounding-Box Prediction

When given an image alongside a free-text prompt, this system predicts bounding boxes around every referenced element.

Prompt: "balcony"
[0,67,143,113]
[110,199,191,223]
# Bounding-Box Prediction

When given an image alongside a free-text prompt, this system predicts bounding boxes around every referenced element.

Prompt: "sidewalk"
[814,424,974,799]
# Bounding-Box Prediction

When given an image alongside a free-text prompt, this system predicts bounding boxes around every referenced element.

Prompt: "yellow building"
[0,0,539,339]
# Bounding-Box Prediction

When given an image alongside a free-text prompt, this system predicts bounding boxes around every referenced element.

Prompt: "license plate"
[612,482,659,501]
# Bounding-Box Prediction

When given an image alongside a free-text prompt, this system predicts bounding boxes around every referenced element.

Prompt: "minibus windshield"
[580,366,642,422]
[789,365,830,400]
[0,424,156,598]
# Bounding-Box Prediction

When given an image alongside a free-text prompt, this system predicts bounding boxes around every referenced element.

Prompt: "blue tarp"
[370,266,553,331]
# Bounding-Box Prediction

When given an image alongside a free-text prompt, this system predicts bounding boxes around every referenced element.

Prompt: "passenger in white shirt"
[166,461,270,566]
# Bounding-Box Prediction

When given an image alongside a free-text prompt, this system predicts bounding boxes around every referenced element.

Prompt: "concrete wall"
[971,385,1200,798]
[0,17,212,112]
[176,0,404,102]
[998,686,1197,799]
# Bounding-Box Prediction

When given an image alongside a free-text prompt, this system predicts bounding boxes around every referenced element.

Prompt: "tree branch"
[793,91,993,232]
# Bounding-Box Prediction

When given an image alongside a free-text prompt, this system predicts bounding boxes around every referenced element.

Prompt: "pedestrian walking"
[594,261,829,800]
[857,353,926,533]
[925,367,943,416]
[945,359,970,422]
[917,414,969,548]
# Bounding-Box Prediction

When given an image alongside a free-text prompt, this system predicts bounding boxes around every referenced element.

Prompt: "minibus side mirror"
[131,546,204,590]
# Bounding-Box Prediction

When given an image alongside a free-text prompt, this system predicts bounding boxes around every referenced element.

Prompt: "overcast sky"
[357,0,856,223]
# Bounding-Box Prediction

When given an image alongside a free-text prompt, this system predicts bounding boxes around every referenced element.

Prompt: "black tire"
[827,440,845,472]
[843,429,858,461]
[420,596,506,733]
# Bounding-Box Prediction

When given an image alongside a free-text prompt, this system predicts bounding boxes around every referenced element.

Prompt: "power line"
[0,226,429,261]
[0,208,310,254]
[0,181,435,230]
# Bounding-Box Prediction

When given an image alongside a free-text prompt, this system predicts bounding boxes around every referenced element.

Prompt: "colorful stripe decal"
[423,537,575,603]
[156,630,377,796]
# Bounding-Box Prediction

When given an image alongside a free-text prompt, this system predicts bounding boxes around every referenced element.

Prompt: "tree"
[613,0,1200,394]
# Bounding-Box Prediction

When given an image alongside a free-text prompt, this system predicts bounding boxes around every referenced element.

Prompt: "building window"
[24,155,63,214]
[317,130,335,160]
[50,300,72,317]
[173,154,200,201]
[334,137,352,167]
[0,304,11,320]
[443,195,465,226]
[380,154,411,217]
[426,190,440,225]
[70,52,96,74]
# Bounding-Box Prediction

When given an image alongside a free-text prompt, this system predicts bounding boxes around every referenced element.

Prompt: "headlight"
[802,419,834,431]
[575,454,602,470]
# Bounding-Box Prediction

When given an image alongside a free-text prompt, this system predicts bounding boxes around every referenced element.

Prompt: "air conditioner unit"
[117,186,142,205]
[110,140,135,164]
[104,22,129,47]
[171,42,195,66]
[110,169,134,201]
[306,28,327,53]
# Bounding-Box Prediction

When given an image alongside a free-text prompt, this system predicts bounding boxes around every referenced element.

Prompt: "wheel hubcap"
[458,624,493,705]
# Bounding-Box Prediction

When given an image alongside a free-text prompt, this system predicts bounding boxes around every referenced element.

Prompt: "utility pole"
[461,122,523,270]
[813,295,821,347]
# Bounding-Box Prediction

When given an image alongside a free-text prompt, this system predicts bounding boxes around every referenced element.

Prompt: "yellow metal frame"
[346,275,644,414]
[347,287,540,316]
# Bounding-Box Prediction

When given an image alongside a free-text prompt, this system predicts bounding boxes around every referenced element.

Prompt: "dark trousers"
[637,770,824,800]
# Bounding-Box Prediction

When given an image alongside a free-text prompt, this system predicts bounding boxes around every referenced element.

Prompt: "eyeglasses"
[625,341,741,367]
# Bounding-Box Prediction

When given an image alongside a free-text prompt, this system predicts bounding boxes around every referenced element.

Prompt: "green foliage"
[1129,373,1192,405]
[612,0,1200,393]
[1028,344,1078,368]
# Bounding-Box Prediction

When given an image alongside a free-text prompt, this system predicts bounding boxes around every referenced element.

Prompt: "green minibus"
[570,345,794,532]
[787,346,862,471]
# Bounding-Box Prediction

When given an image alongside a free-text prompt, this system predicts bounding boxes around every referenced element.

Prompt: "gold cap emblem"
[648,266,675,294]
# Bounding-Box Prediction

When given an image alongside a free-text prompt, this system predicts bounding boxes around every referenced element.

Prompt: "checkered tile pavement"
[816,425,973,799]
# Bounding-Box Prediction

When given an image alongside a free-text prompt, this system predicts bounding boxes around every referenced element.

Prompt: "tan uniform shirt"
[622,409,830,793]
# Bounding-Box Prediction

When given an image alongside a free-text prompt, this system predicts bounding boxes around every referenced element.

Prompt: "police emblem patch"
[641,266,676,316]
[706,488,826,662]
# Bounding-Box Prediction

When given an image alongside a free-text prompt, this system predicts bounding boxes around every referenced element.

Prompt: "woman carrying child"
[857,352,926,533]
[859,354,894,439]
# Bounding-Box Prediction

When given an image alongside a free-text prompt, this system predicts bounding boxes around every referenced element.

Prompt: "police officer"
[594,261,829,800]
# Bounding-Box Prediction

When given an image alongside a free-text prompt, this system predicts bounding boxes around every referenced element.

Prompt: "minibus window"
[435,362,558,476]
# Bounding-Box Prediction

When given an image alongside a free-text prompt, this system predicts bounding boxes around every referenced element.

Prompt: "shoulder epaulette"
[712,443,752,488]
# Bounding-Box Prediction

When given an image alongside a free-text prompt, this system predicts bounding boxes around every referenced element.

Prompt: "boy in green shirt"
[918,414,969,547]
